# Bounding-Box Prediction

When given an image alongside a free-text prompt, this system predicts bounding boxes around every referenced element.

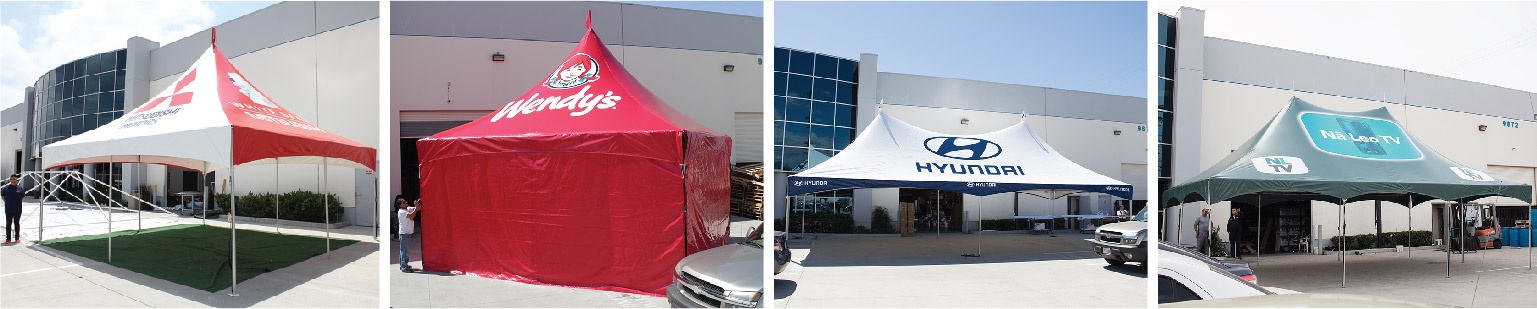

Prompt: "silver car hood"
[1096,221,1147,234]
[677,243,764,292]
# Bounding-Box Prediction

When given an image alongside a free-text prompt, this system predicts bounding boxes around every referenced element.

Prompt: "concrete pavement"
[1247,247,1537,307]
[775,232,1147,308]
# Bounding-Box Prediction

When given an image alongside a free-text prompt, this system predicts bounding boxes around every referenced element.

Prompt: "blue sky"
[777,1,1148,98]
[1,1,276,110]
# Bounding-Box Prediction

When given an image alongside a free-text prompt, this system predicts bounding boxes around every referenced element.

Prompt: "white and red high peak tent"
[35,29,375,296]
[41,38,375,172]
[416,16,731,297]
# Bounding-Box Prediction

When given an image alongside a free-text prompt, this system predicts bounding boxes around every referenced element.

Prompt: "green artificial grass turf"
[40,224,359,292]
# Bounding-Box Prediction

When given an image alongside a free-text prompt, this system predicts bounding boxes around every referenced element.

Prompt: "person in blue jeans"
[398,198,420,272]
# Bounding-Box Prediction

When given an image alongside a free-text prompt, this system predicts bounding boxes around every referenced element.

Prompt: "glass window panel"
[74,76,85,95]
[1161,15,1177,47]
[775,72,788,96]
[809,124,835,149]
[774,120,785,144]
[786,74,812,98]
[65,97,79,117]
[774,146,783,171]
[1158,78,1173,111]
[98,113,114,126]
[834,127,852,150]
[808,148,834,169]
[1157,111,1170,144]
[835,81,853,104]
[834,104,853,127]
[74,60,85,78]
[774,97,786,121]
[1159,144,1172,178]
[1161,47,1176,78]
[811,100,835,125]
[84,94,99,115]
[781,147,808,171]
[839,59,857,81]
[815,54,838,79]
[99,92,114,112]
[117,50,127,68]
[790,50,814,75]
[784,122,809,148]
[115,69,126,89]
[774,48,789,72]
[83,113,97,130]
[812,78,835,102]
[73,116,84,135]
[104,52,117,71]
[1158,48,1170,79]
[100,73,114,93]
[785,98,811,123]
[86,75,99,94]
[113,91,125,110]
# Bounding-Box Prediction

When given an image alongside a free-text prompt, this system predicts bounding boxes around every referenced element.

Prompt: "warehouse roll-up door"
[734,112,763,164]
[399,111,490,138]
[1487,165,1536,203]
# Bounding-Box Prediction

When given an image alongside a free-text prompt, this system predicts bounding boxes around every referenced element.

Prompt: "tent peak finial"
[211,27,217,46]
[586,10,592,30]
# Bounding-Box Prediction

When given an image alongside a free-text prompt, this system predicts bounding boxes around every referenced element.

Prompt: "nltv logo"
[1251,156,1308,175]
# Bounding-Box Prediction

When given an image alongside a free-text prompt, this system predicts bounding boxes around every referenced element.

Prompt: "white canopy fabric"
[787,111,1132,199]
[41,45,375,172]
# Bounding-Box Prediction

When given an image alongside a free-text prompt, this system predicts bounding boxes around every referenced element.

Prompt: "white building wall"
[140,4,379,225]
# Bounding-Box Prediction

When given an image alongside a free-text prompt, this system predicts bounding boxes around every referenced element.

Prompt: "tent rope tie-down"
[19,171,179,262]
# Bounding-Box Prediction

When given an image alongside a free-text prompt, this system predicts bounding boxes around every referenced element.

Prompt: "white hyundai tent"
[786,110,1133,249]
[36,30,376,296]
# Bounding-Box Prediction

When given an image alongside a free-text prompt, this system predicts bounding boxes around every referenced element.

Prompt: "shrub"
[870,206,896,234]
[220,190,344,224]
[1329,230,1433,250]
[784,213,856,233]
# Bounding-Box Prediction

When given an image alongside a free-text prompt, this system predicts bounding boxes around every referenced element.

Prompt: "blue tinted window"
[835,81,853,104]
[782,147,808,171]
[116,50,127,68]
[809,124,834,149]
[774,48,789,72]
[774,121,785,144]
[775,72,788,96]
[774,97,786,121]
[773,146,783,170]
[785,98,810,122]
[815,54,838,79]
[1158,79,1173,110]
[839,59,857,81]
[1159,47,1175,78]
[834,128,852,149]
[84,94,99,115]
[811,101,835,125]
[787,74,812,98]
[790,50,814,75]
[100,73,114,93]
[115,69,126,89]
[813,77,835,102]
[834,104,853,127]
[784,122,809,148]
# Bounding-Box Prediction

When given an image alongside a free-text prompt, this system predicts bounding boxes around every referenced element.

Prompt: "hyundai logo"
[924,137,1002,160]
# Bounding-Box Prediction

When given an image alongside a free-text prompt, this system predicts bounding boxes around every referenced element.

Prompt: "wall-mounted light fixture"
[960,118,970,125]
[491,52,506,62]
[1478,125,1488,131]
[723,65,735,72]
[1113,129,1122,135]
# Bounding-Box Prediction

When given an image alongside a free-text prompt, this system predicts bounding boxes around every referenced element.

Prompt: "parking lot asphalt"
[774,231,1147,308]
[390,216,763,308]
[1245,247,1537,307]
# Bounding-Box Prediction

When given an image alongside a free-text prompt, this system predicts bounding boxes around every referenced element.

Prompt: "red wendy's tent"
[415,17,731,296]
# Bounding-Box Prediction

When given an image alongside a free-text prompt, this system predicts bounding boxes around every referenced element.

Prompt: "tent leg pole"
[1446,202,1452,278]
[323,158,331,254]
[230,169,239,297]
[202,163,208,226]
[1340,199,1345,288]
[1049,189,1055,237]
[1407,194,1412,258]
[275,159,280,234]
[1257,193,1263,261]
[107,176,113,263]
[1176,204,1182,251]
[937,190,941,239]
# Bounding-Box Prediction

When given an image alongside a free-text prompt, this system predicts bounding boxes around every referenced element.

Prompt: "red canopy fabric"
[416,20,731,296]
[41,42,376,172]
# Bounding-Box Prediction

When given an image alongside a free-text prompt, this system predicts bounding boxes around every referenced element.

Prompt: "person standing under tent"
[3,174,25,243]
[1228,207,1244,259]
[1194,208,1211,256]
[1116,206,1130,222]
[398,198,421,272]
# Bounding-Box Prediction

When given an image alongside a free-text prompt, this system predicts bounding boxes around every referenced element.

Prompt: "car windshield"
[1134,207,1148,222]
[743,223,765,248]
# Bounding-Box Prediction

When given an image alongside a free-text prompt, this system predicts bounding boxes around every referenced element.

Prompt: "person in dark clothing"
[3,174,26,243]
[1227,207,1243,259]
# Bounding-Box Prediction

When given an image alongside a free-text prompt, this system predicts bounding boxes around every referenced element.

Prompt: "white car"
[1162,293,1451,308]
[1158,247,1274,304]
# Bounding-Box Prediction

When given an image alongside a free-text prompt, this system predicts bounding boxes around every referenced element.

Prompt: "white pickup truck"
[1087,208,1148,266]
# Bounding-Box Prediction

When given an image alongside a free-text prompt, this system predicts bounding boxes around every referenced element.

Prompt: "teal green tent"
[1164,97,1531,207]
[1163,97,1534,287]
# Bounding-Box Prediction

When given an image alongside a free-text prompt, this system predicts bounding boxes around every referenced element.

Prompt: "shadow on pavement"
[774,279,798,300]
[800,233,1108,267]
